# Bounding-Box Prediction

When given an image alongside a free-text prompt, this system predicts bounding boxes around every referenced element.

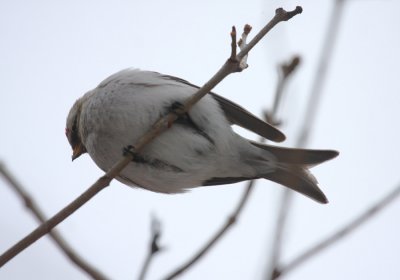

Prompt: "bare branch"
[0,5,303,268]
[277,182,400,278]
[0,163,109,280]
[266,189,294,280]
[138,215,163,280]
[262,57,302,278]
[265,55,301,126]
[265,1,346,279]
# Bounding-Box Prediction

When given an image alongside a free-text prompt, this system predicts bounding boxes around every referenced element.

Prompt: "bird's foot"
[123,145,138,160]
[169,101,185,115]
[167,101,186,127]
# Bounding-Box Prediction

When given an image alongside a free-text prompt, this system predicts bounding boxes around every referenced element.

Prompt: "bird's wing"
[162,75,286,143]
[209,93,285,142]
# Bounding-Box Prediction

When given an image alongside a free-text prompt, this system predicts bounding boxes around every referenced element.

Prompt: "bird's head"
[66,98,87,161]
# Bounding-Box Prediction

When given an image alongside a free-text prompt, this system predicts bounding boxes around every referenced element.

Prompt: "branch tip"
[230,26,238,61]
[138,215,164,280]
[244,24,252,34]
[295,6,303,14]
[275,6,303,21]
[236,24,251,69]
[150,215,162,254]
[231,25,236,36]
[281,55,301,78]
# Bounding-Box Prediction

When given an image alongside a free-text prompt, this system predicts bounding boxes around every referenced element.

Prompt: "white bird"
[66,69,338,203]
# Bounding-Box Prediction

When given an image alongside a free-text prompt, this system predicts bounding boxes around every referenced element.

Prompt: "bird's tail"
[253,142,339,204]
[263,165,328,203]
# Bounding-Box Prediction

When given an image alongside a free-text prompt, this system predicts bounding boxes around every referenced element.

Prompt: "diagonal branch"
[277,182,400,279]
[0,163,109,280]
[0,6,303,268]
[235,7,302,63]
[163,55,301,280]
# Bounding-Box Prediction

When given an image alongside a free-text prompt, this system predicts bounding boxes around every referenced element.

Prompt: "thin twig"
[0,6,303,268]
[0,163,108,280]
[163,46,302,280]
[230,26,237,61]
[263,56,301,279]
[266,189,294,280]
[163,180,256,280]
[266,1,346,279]
[235,7,302,63]
[277,182,400,278]
[265,56,301,126]
[138,216,163,280]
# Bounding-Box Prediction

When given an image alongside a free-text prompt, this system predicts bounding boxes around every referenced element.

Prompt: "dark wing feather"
[209,93,285,142]
[162,74,286,143]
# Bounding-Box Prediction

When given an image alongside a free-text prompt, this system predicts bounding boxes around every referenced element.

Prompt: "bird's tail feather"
[251,141,338,203]
[250,141,339,167]
[263,165,328,204]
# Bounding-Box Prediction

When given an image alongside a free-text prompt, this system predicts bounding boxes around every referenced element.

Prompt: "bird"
[66,69,338,203]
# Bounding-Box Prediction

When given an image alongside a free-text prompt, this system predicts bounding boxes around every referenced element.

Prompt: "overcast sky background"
[1,1,400,279]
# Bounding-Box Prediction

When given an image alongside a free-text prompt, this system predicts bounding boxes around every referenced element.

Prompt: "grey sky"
[1,1,400,279]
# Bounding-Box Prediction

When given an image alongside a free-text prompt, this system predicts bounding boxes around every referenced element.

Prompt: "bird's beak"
[71,143,86,161]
